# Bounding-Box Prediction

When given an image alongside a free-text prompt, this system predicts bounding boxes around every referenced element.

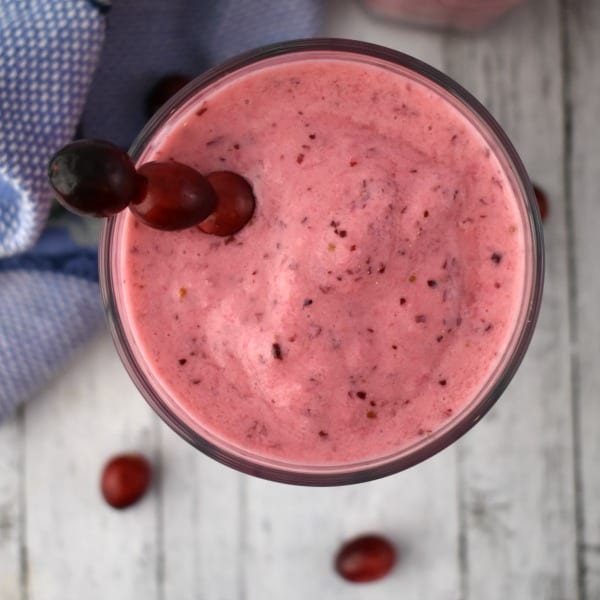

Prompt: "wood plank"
[565,0,600,597]
[23,331,160,600]
[443,1,578,598]
[0,412,24,600]
[159,424,245,600]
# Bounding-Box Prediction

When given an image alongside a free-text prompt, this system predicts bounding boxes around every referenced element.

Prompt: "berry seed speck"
[272,343,283,360]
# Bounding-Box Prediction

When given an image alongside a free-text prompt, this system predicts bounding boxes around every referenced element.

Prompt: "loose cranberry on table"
[532,183,549,222]
[146,74,191,118]
[100,453,152,509]
[334,534,397,583]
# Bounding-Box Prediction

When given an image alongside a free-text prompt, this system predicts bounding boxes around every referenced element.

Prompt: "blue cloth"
[0,0,322,420]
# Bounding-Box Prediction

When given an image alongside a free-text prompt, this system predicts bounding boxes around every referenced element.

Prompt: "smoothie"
[362,0,527,30]
[109,46,537,473]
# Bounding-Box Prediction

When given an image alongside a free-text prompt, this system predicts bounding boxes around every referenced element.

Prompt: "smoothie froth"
[119,57,526,466]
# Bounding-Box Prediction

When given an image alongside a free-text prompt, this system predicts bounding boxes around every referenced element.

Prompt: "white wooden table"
[1,1,599,598]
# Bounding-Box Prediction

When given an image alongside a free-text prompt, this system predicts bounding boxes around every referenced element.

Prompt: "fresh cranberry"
[335,534,397,583]
[533,183,549,222]
[48,139,144,217]
[131,161,217,230]
[198,171,256,236]
[100,453,151,509]
[146,74,191,118]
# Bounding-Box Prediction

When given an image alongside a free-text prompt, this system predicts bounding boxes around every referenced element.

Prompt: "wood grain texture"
[159,425,245,600]
[442,1,578,599]
[23,332,160,600]
[565,0,600,597]
[0,413,24,600]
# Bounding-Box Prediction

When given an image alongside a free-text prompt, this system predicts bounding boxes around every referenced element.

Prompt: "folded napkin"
[0,0,322,420]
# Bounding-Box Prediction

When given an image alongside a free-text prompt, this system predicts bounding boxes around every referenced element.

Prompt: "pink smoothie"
[362,0,527,30]
[119,57,526,466]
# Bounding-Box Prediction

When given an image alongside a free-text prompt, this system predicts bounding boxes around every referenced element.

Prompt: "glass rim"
[99,38,544,486]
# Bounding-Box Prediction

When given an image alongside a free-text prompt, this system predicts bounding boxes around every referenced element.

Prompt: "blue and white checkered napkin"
[0,0,322,420]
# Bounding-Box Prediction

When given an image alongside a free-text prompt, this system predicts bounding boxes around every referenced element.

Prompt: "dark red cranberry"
[73,121,85,140]
[198,171,256,236]
[146,74,191,118]
[100,453,151,509]
[131,161,217,230]
[533,183,549,222]
[48,139,144,217]
[335,534,396,583]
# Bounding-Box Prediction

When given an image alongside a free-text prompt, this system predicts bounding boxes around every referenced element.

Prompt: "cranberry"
[100,453,151,509]
[533,183,549,222]
[198,171,256,236]
[335,534,396,583]
[48,139,144,217]
[131,161,217,230]
[146,74,191,118]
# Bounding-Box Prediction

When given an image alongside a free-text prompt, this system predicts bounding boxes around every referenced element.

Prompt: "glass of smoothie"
[361,0,528,31]
[99,39,544,485]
